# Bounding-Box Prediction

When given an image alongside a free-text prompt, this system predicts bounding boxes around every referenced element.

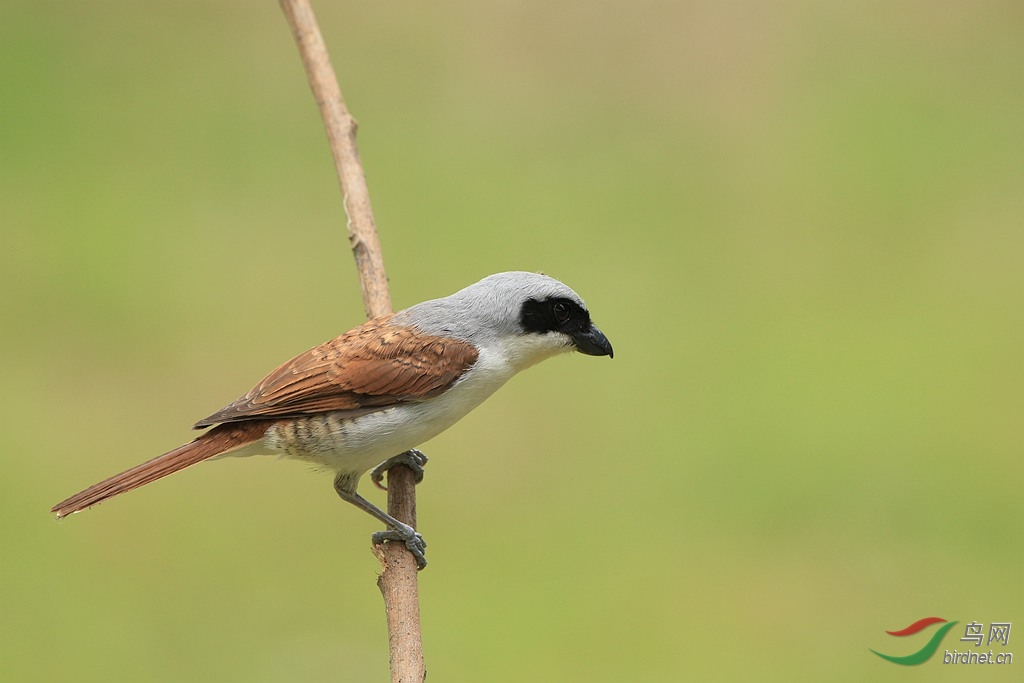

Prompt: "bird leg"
[333,470,428,570]
[370,449,429,491]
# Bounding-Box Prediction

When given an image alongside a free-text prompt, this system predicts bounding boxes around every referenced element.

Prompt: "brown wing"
[194,315,479,428]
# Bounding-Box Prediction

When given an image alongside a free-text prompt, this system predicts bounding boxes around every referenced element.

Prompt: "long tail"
[51,420,274,519]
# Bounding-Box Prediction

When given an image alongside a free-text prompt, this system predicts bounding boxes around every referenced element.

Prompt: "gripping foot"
[372,524,428,570]
[334,470,429,570]
[371,449,428,491]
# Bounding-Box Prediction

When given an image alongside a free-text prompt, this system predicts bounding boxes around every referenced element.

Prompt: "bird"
[51,271,613,568]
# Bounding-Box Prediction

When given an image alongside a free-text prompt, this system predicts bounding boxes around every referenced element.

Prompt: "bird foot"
[372,523,428,570]
[371,449,428,491]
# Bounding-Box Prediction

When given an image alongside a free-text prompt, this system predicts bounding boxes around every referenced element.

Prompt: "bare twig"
[279,0,391,320]
[278,1,425,681]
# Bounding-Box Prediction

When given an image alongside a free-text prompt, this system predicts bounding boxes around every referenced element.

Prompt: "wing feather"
[194,316,478,428]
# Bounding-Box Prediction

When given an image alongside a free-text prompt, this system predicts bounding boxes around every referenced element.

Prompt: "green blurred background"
[2,1,1022,681]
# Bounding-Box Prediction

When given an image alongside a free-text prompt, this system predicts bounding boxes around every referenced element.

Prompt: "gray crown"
[396,271,586,345]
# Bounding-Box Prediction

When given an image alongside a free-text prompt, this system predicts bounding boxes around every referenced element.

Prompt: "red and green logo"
[873,616,1015,665]
[871,617,958,665]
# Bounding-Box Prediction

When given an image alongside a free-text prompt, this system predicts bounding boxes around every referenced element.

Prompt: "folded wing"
[195,316,479,428]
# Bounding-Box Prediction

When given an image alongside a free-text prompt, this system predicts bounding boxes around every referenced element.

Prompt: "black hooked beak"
[572,323,614,358]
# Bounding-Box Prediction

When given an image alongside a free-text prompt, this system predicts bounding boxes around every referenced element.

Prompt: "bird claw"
[371,449,429,491]
[372,523,428,570]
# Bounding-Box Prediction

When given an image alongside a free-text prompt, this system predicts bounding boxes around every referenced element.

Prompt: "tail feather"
[52,420,273,519]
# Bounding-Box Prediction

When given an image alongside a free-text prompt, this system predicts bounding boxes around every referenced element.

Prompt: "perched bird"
[52,271,612,567]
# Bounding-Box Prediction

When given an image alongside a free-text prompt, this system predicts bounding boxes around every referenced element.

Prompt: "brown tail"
[51,420,274,519]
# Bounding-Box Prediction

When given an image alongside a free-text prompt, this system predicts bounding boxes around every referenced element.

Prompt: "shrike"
[52,271,612,567]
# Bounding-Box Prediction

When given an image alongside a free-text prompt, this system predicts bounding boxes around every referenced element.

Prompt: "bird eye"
[552,301,572,324]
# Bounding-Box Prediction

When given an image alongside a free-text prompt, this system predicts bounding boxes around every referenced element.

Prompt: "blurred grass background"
[2,1,1022,681]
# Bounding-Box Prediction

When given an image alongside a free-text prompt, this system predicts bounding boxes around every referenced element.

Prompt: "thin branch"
[278,2,425,681]
[279,0,391,320]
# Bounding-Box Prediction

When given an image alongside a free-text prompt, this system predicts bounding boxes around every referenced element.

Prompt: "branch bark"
[278,2,425,681]
[279,0,391,320]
